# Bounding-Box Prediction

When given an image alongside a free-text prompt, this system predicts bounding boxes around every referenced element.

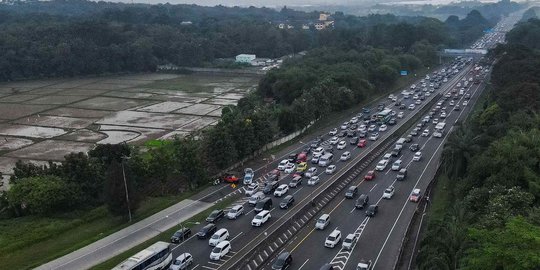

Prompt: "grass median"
[90,196,239,270]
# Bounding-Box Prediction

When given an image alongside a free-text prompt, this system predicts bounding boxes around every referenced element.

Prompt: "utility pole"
[121,156,132,222]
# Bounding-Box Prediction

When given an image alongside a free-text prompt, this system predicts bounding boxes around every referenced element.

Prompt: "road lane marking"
[230,232,243,242]
[298,259,310,270]
[369,184,378,192]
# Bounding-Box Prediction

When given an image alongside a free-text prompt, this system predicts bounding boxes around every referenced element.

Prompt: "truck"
[433,122,446,138]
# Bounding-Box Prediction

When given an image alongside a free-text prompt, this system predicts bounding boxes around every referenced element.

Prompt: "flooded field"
[0,73,259,189]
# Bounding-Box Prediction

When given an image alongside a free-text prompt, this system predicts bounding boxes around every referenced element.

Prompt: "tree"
[103,160,140,218]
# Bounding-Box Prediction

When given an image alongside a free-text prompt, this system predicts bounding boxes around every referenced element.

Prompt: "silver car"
[170,253,193,270]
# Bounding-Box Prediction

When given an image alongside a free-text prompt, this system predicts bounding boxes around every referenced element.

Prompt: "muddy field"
[0,73,259,189]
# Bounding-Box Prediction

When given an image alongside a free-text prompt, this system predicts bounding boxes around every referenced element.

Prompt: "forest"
[416,20,540,270]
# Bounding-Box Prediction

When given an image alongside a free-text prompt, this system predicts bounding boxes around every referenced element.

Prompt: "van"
[318,153,334,167]
[208,228,229,246]
[249,192,265,206]
[209,240,231,260]
[315,214,330,230]
[254,197,273,212]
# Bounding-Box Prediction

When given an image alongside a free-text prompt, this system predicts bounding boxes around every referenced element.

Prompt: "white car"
[340,122,349,130]
[329,128,338,136]
[313,147,325,157]
[330,136,340,145]
[324,229,342,248]
[284,163,296,174]
[368,125,377,132]
[277,160,290,170]
[449,100,455,106]
[358,124,367,131]
[251,210,271,226]
[391,160,402,171]
[243,168,254,185]
[342,233,357,250]
[415,99,421,105]
[397,112,404,119]
[308,176,320,186]
[432,118,439,124]
[413,152,422,161]
[421,129,430,137]
[383,153,392,160]
[274,184,289,197]
[326,165,337,174]
[463,100,468,106]
[440,112,447,118]
[382,186,395,199]
[378,124,388,132]
[210,240,231,260]
[227,205,244,219]
[305,167,318,178]
[245,183,259,196]
[340,151,351,161]
[369,132,379,141]
[375,160,388,171]
[209,228,230,246]
[350,117,359,124]
[408,104,416,110]
[170,253,193,270]
[337,141,347,150]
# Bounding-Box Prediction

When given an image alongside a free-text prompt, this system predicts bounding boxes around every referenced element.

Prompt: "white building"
[235,54,256,64]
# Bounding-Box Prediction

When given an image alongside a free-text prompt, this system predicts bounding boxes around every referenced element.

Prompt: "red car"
[357,139,367,148]
[220,172,239,183]
[364,170,375,181]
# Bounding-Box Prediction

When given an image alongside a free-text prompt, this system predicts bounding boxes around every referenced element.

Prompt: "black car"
[206,209,225,223]
[365,205,378,217]
[338,131,346,137]
[303,146,312,154]
[171,227,192,243]
[350,123,358,130]
[263,181,279,194]
[399,104,407,110]
[391,147,401,157]
[288,153,298,163]
[279,195,295,209]
[394,101,401,106]
[349,136,359,145]
[388,118,397,126]
[409,144,420,152]
[197,223,217,239]
[345,186,358,199]
[355,194,369,209]
[397,168,407,181]
[272,252,293,270]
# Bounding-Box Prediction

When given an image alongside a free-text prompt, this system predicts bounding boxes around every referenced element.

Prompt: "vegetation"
[416,21,540,269]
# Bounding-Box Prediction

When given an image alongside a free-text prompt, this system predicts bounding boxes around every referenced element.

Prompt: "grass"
[90,196,239,270]
[0,190,204,270]
[142,74,259,93]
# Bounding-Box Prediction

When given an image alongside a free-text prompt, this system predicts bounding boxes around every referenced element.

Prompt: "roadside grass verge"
[0,190,204,270]
[90,197,238,270]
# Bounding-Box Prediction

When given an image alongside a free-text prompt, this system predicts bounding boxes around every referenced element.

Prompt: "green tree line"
[416,22,540,269]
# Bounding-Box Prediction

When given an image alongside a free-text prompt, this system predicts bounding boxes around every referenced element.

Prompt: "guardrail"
[223,91,443,270]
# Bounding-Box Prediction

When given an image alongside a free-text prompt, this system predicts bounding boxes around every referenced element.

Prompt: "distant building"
[319,13,331,21]
[180,21,193,25]
[314,23,325,30]
[302,24,310,30]
[235,54,256,64]
[278,23,285,29]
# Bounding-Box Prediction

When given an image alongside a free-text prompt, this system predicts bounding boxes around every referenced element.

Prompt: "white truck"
[433,122,446,138]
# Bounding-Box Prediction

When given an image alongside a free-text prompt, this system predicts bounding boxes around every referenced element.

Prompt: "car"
[251,210,271,226]
[329,128,338,136]
[396,168,407,180]
[296,162,308,172]
[171,228,192,243]
[243,168,254,185]
[342,233,358,250]
[432,118,439,124]
[369,132,379,141]
[350,136,359,145]
[376,160,388,171]
[272,252,293,270]
[421,129,430,137]
[170,253,193,270]
[408,104,416,110]
[289,174,303,188]
[197,223,217,239]
[355,194,369,209]
[338,131,346,137]
[441,112,447,118]
[415,99,422,105]
[345,186,358,199]
[405,135,413,143]
[308,176,320,186]
[378,124,388,132]
[399,104,407,110]
[227,205,244,219]
[351,116,359,123]
[367,125,377,132]
[268,169,280,182]
[288,153,298,163]
[409,143,420,152]
[357,139,367,148]
[347,130,357,137]
[382,186,395,199]
[410,188,422,202]
[391,160,402,171]
[357,259,373,270]
[311,155,321,164]
[413,152,422,161]
[279,195,295,209]
[284,163,296,174]
[365,205,378,217]
[206,209,225,223]
[337,140,347,150]
[220,172,239,183]
[463,100,468,106]
[340,151,351,161]
[263,181,279,194]
[364,170,375,180]
[210,241,231,260]
[324,229,342,248]
[305,167,318,178]
[277,160,290,171]
[449,100,455,106]
[388,118,397,125]
[326,164,337,174]
[330,136,340,145]
[274,184,289,197]
[313,147,325,157]
[454,105,460,111]
[340,122,349,130]
[209,228,230,247]
[245,183,259,196]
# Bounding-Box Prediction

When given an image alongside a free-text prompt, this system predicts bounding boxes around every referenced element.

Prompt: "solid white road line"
[298,259,310,270]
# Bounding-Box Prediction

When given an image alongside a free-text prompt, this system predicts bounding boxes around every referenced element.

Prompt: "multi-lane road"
[160,12,522,270]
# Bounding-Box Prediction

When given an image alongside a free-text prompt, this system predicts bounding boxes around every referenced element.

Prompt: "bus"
[112,241,172,270]
[433,122,446,138]
[376,108,392,124]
